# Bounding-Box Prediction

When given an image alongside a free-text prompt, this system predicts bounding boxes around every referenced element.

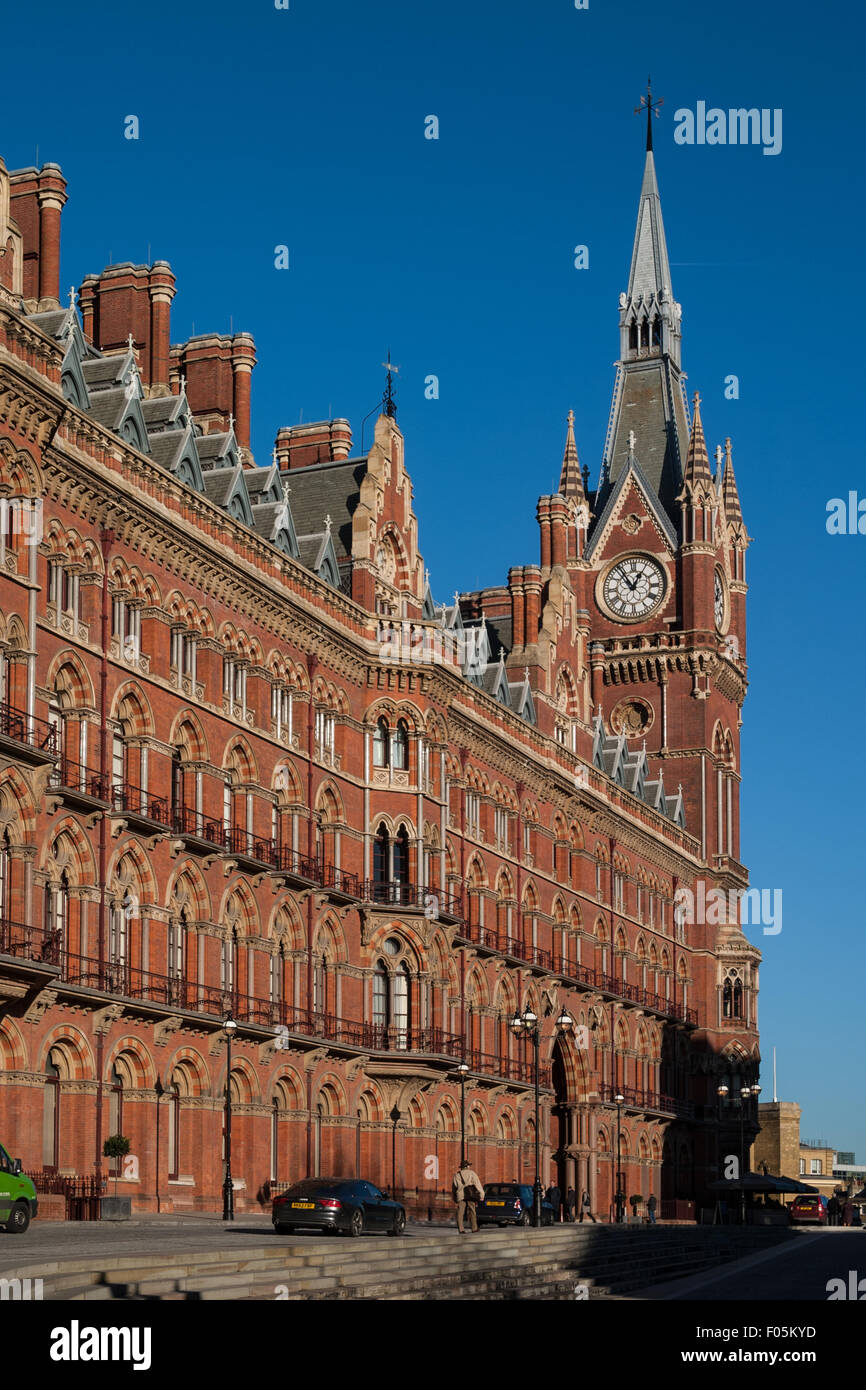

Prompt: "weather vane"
[382,350,400,418]
[635,76,664,152]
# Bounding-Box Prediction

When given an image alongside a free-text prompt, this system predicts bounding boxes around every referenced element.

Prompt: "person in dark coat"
[565,1186,576,1222]
[580,1188,596,1223]
[842,1199,854,1227]
[647,1192,658,1224]
[546,1184,562,1222]
[828,1195,839,1227]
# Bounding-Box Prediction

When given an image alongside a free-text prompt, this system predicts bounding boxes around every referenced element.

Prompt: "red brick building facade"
[0,129,761,1216]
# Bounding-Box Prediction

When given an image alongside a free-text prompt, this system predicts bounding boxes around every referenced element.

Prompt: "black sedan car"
[477,1182,556,1227]
[272,1178,406,1237]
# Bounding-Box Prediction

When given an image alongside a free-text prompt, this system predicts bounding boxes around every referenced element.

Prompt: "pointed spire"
[722,437,743,524]
[680,392,713,495]
[558,409,586,501]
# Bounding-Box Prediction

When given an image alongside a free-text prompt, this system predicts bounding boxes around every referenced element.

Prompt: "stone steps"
[30,1225,797,1301]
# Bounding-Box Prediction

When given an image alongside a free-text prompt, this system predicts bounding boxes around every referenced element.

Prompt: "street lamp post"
[614,1091,626,1223]
[457,1061,469,1166]
[222,1014,237,1222]
[389,1104,401,1198]
[718,1080,756,1224]
[511,1005,573,1227]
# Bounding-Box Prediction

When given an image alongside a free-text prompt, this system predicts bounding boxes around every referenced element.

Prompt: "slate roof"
[147,431,187,471]
[85,387,129,429]
[81,355,129,389]
[281,458,368,563]
[201,469,237,509]
[28,309,69,338]
[140,395,185,429]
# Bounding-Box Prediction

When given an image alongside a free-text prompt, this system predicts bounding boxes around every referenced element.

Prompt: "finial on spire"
[127,332,135,353]
[382,351,400,418]
[627,429,636,456]
[281,479,291,507]
[68,285,77,310]
[272,446,278,467]
[693,390,702,415]
[228,412,235,434]
[324,513,332,533]
[715,444,723,469]
[634,76,664,152]
[524,665,530,684]
[178,373,186,397]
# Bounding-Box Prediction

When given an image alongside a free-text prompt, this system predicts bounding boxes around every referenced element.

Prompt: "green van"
[0,1143,37,1233]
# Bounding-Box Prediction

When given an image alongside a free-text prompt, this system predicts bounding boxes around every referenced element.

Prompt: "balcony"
[223,827,279,873]
[0,702,58,766]
[600,1082,694,1120]
[464,1046,551,1088]
[456,922,552,973]
[0,916,61,992]
[269,844,322,889]
[49,756,110,811]
[111,782,173,835]
[320,862,362,904]
[362,881,463,923]
[453,932,699,1026]
[170,806,226,854]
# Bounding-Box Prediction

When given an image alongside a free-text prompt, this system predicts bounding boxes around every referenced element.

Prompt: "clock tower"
[582,115,757,1094]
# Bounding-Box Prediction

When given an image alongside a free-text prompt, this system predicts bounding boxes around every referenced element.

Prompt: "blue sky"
[3,0,863,1157]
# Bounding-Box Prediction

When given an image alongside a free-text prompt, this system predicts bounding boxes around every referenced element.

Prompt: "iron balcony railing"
[455,921,553,972]
[0,701,58,756]
[320,862,361,899]
[223,826,280,866]
[270,844,322,882]
[50,756,110,802]
[170,805,225,845]
[0,915,61,964]
[456,929,696,1025]
[362,880,463,919]
[55,952,489,1064]
[600,1082,695,1120]
[111,782,173,827]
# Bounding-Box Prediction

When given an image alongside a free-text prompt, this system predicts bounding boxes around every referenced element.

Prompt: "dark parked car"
[477,1182,555,1228]
[272,1178,406,1237]
[788,1194,828,1226]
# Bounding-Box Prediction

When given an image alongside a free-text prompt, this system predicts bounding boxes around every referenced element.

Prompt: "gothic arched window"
[373,823,389,886]
[392,719,409,771]
[394,825,410,884]
[373,717,389,768]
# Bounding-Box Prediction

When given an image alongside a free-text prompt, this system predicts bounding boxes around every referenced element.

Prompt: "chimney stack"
[9,163,68,308]
[275,419,353,470]
[78,262,177,394]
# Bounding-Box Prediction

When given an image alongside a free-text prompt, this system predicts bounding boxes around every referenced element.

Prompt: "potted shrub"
[629,1193,643,1224]
[102,1134,132,1220]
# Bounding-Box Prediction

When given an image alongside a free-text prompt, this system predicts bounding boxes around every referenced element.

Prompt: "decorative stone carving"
[153,1016,184,1047]
[92,1003,125,1034]
[23,987,58,1024]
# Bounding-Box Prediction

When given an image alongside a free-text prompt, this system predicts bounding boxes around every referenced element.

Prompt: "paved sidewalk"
[634,1228,865,1301]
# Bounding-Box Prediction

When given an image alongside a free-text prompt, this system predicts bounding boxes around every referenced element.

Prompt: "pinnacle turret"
[558,409,586,502]
[722,437,743,525]
[679,392,713,500]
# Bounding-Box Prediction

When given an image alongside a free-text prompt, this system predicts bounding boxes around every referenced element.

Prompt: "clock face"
[714,568,727,632]
[600,555,666,621]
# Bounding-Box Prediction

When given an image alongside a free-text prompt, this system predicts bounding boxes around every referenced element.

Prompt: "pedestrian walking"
[828,1195,839,1227]
[452,1158,485,1234]
[647,1192,657,1225]
[843,1199,854,1227]
[546,1183,562,1222]
[579,1188,596,1223]
[565,1186,576,1222]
